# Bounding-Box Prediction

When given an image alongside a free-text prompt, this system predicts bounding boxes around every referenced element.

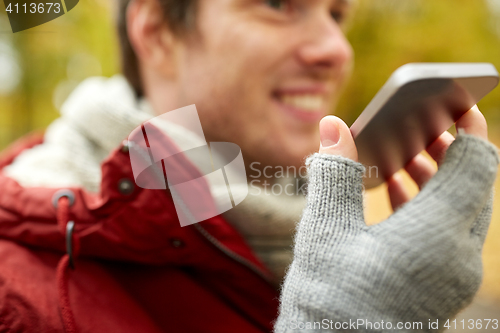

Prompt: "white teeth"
[280,94,324,112]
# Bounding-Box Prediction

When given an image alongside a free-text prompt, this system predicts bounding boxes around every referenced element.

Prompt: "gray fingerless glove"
[275,134,500,333]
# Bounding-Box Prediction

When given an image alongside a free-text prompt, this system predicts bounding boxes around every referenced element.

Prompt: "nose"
[296,13,353,71]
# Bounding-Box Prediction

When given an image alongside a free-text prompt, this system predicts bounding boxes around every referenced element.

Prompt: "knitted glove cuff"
[304,153,365,219]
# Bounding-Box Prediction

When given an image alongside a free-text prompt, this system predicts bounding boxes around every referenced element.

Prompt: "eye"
[330,10,345,23]
[265,0,290,11]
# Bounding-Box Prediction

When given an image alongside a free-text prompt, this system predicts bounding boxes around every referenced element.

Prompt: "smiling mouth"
[279,94,325,112]
[273,92,327,123]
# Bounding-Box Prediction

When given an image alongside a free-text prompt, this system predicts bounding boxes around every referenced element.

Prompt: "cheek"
[180,42,281,133]
[176,59,267,144]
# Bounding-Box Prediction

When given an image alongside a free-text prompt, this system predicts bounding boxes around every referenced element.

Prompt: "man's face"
[173,0,353,169]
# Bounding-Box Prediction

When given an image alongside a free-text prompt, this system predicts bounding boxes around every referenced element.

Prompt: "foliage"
[1,0,499,147]
[0,0,119,147]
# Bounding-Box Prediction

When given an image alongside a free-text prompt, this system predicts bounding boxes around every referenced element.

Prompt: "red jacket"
[0,133,280,332]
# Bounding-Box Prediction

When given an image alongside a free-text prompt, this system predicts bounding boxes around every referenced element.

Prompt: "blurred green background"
[0,0,499,145]
[0,0,499,304]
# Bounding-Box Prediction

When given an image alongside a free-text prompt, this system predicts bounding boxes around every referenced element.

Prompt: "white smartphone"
[350,63,499,189]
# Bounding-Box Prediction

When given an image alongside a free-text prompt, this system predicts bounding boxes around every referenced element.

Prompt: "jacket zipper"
[193,223,274,284]
[168,188,274,285]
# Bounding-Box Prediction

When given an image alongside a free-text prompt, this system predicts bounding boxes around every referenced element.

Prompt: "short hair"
[117,0,198,97]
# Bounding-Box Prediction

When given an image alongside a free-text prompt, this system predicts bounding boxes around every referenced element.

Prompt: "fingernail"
[320,121,340,148]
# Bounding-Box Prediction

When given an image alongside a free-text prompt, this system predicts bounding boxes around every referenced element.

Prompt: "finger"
[456,105,488,140]
[404,153,436,190]
[426,131,455,166]
[319,116,358,162]
[388,135,499,232]
[387,173,412,211]
[426,105,487,166]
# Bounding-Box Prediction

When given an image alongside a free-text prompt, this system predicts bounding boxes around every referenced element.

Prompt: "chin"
[278,144,318,168]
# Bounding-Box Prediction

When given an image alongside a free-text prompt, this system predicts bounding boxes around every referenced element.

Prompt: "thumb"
[301,116,366,234]
[319,116,358,161]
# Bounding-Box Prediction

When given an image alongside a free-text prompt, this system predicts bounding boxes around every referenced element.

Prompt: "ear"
[127,0,178,78]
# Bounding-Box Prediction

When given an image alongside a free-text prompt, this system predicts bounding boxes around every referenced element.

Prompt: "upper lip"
[272,84,333,110]
[273,84,330,97]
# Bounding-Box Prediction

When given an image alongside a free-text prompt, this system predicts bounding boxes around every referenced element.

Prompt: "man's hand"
[275,106,499,332]
[318,105,489,211]
[388,105,488,210]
